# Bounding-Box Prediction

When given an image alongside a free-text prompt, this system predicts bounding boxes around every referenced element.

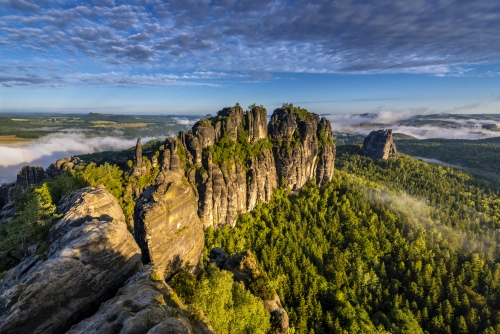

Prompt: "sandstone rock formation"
[68,263,212,334]
[133,104,335,276]
[131,138,144,177]
[269,107,335,189]
[0,183,14,209]
[362,129,397,160]
[209,248,290,334]
[15,165,47,190]
[46,156,86,178]
[134,170,205,277]
[0,185,142,334]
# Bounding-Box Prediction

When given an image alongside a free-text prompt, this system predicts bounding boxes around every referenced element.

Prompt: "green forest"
[204,146,500,333]
[2,142,500,333]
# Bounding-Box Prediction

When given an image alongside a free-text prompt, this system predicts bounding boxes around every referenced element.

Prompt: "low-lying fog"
[1,112,499,185]
[0,133,138,184]
[326,111,500,139]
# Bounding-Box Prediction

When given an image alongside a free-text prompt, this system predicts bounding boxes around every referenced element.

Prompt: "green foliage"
[395,136,500,183]
[206,131,272,167]
[0,184,58,271]
[282,103,312,121]
[205,149,500,333]
[191,264,271,334]
[318,125,334,148]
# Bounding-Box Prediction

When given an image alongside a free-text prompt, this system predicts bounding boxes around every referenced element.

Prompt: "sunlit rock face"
[132,105,336,274]
[0,185,142,334]
[134,170,205,278]
[363,129,398,160]
[67,263,213,334]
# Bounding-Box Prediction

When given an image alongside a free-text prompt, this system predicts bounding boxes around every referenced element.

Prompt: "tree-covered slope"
[205,146,500,334]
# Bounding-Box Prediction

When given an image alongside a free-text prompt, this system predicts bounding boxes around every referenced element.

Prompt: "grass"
[0,135,34,145]
[11,118,30,122]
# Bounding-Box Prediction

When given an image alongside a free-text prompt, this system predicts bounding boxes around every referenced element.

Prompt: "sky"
[1,0,500,115]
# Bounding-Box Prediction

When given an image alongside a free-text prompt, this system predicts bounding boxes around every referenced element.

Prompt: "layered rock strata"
[362,129,398,160]
[68,263,212,334]
[0,185,142,334]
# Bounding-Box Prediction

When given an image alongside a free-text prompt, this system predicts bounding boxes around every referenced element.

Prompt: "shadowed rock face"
[133,105,336,274]
[68,263,212,334]
[362,129,398,160]
[15,165,46,190]
[0,185,142,334]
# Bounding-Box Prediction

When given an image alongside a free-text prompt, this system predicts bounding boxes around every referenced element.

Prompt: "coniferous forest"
[2,143,500,333]
[204,146,500,333]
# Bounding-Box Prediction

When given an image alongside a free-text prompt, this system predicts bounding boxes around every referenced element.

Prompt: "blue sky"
[1,0,500,115]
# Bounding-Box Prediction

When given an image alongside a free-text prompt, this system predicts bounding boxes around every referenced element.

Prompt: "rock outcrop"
[362,129,397,160]
[209,248,290,334]
[133,104,335,275]
[268,107,335,189]
[134,171,205,277]
[15,165,47,190]
[46,156,86,178]
[131,138,144,177]
[0,185,142,334]
[68,263,212,334]
[0,183,14,209]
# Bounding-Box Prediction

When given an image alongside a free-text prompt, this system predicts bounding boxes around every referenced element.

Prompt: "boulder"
[0,185,142,334]
[68,263,212,334]
[362,129,397,160]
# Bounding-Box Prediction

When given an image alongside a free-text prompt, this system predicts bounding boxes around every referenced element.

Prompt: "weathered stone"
[0,202,15,227]
[46,156,86,178]
[362,129,397,160]
[0,185,142,334]
[14,165,46,190]
[134,171,204,277]
[0,183,14,209]
[67,264,212,334]
[132,138,143,177]
[245,106,268,143]
[269,107,335,190]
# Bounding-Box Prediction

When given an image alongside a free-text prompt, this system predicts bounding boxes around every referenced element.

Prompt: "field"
[90,121,148,128]
[0,135,34,145]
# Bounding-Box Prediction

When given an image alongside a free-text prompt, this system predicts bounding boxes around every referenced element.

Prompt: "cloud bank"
[326,111,500,139]
[0,133,137,184]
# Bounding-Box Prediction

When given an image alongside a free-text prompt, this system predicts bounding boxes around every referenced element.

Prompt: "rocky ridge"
[362,129,397,160]
[0,185,142,334]
[134,105,336,275]
[67,263,212,334]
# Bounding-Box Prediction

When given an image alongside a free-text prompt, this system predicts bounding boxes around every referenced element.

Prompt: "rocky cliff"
[68,263,212,334]
[362,129,397,160]
[133,105,335,274]
[0,185,142,334]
